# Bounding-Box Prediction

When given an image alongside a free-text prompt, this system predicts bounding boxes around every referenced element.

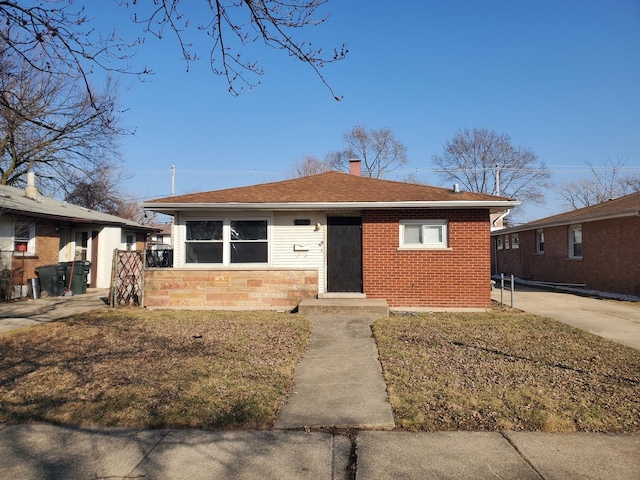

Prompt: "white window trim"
[536,229,544,254]
[568,224,582,259]
[511,233,519,249]
[183,216,271,266]
[398,220,449,250]
[13,221,36,256]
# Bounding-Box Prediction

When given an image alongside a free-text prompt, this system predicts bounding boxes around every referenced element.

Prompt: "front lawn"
[373,307,640,432]
[0,309,311,429]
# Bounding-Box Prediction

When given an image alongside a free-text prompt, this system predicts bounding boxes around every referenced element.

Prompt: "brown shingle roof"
[494,191,640,234]
[146,172,513,204]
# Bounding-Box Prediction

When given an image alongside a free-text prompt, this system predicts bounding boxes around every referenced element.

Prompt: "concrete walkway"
[275,313,395,430]
[0,289,108,334]
[492,285,640,350]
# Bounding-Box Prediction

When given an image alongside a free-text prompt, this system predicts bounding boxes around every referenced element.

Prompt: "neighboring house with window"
[0,175,155,297]
[146,222,173,249]
[143,161,518,310]
[491,191,640,296]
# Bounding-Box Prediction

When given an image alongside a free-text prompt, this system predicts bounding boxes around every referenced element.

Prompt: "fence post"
[500,273,504,305]
[511,274,515,308]
[140,250,146,309]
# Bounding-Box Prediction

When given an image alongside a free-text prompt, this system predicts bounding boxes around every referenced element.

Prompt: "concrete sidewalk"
[1,423,639,479]
[492,285,640,350]
[275,313,395,430]
[0,289,108,334]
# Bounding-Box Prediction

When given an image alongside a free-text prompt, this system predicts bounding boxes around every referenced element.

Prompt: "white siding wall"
[272,212,326,293]
[172,211,327,293]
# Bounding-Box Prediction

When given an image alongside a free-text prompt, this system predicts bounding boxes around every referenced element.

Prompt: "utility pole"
[171,165,175,196]
[495,163,500,196]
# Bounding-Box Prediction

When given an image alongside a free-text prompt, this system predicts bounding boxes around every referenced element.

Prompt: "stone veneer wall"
[144,268,318,309]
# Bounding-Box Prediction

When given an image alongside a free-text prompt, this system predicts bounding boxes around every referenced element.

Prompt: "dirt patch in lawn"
[373,307,640,433]
[0,309,311,429]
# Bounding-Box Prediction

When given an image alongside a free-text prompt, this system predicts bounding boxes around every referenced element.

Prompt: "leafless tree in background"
[64,166,148,222]
[286,155,331,178]
[327,125,409,178]
[432,127,550,203]
[554,157,640,209]
[0,41,125,196]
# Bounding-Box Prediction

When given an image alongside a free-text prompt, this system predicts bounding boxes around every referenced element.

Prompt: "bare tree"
[0,0,347,99]
[432,128,550,203]
[327,125,409,178]
[0,42,125,196]
[286,155,331,178]
[555,157,640,209]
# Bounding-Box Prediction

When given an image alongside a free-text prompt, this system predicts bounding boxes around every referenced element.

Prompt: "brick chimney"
[349,159,361,176]
[25,172,38,200]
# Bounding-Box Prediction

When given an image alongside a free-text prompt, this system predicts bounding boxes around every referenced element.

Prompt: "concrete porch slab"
[297,298,389,316]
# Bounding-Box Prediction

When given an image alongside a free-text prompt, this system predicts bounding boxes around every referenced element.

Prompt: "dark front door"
[327,216,362,293]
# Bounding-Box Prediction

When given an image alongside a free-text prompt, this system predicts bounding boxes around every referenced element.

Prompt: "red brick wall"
[493,216,640,295]
[362,209,492,308]
[145,268,318,309]
[11,221,60,288]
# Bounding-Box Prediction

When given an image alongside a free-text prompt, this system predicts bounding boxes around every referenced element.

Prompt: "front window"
[14,221,35,256]
[230,220,268,263]
[496,236,503,250]
[569,225,582,259]
[536,229,544,254]
[186,220,223,264]
[400,220,448,249]
[185,218,269,265]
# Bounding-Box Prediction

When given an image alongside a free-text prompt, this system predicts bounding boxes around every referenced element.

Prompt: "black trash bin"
[60,261,91,295]
[35,264,66,297]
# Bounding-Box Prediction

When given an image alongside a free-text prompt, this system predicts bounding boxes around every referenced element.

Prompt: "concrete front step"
[297,298,389,316]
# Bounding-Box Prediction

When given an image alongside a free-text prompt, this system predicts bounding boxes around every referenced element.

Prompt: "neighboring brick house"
[143,161,518,310]
[491,191,640,296]
[0,175,155,297]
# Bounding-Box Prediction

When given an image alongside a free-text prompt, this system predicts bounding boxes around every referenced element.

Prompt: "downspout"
[492,209,511,230]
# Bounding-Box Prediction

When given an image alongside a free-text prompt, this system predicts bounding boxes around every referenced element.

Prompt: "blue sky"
[91,1,639,222]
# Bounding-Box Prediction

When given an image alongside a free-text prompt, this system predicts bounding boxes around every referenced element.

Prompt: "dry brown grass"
[373,307,640,433]
[0,309,311,429]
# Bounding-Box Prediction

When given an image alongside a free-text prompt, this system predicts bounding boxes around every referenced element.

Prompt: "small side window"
[400,220,448,249]
[14,221,36,256]
[569,225,582,259]
[536,229,544,254]
[511,233,519,249]
[497,236,503,250]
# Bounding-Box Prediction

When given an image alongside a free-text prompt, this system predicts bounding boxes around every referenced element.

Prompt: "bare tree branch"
[285,155,330,178]
[0,40,125,196]
[432,128,550,203]
[327,125,409,178]
[554,157,640,209]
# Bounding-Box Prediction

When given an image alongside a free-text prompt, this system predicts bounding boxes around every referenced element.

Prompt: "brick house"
[491,191,640,296]
[143,162,518,310]
[0,176,155,297]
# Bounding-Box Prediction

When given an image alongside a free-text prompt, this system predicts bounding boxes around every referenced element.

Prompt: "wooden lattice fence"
[109,250,145,308]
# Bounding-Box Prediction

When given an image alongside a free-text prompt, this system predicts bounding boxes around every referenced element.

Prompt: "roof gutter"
[492,210,640,235]
[143,200,521,213]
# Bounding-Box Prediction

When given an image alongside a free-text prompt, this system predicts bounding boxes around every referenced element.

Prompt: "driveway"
[0,289,108,334]
[492,285,640,351]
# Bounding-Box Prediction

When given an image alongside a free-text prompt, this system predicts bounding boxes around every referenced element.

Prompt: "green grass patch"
[0,309,311,429]
[373,307,640,433]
